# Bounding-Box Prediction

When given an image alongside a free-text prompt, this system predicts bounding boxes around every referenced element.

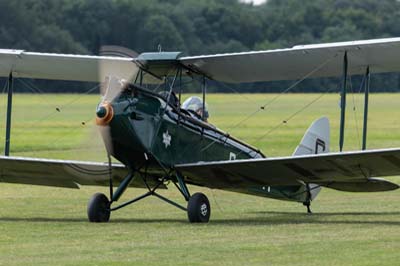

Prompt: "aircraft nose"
[96,102,114,126]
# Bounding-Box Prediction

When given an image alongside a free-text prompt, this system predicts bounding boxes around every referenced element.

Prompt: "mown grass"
[0,93,399,266]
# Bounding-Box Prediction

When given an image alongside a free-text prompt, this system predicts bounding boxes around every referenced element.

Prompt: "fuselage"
[98,84,309,203]
[107,85,263,171]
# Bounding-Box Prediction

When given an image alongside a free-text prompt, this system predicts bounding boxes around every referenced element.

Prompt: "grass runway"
[0,93,399,265]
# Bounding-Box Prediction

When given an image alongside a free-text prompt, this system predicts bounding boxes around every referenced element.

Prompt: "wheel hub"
[200,203,208,216]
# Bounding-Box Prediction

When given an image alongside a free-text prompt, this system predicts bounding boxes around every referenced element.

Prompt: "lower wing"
[176,148,400,192]
[0,156,165,189]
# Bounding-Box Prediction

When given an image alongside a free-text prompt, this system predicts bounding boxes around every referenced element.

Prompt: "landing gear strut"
[303,183,312,214]
[303,201,312,214]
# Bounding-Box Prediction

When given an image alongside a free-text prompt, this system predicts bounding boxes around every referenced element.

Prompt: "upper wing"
[3,38,400,84]
[176,148,400,192]
[0,49,139,82]
[180,37,400,83]
[0,156,165,189]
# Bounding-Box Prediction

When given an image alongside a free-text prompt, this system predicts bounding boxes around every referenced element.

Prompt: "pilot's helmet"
[182,96,209,120]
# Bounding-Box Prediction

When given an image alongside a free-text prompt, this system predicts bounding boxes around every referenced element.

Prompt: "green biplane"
[0,38,399,223]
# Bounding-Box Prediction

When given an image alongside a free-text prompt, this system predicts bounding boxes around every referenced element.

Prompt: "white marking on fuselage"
[162,130,171,148]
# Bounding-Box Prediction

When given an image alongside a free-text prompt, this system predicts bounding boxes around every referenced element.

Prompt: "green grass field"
[0,93,399,266]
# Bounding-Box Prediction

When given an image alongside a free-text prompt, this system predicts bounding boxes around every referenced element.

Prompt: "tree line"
[1,0,400,92]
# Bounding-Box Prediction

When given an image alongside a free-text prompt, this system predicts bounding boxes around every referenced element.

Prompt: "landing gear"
[87,168,211,223]
[187,192,211,223]
[303,201,312,214]
[303,183,313,214]
[87,193,111,222]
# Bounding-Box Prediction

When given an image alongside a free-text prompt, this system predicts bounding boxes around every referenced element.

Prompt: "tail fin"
[293,116,330,156]
[293,117,330,201]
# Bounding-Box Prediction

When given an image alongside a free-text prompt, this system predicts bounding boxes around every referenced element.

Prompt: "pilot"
[181,96,209,122]
[159,90,179,108]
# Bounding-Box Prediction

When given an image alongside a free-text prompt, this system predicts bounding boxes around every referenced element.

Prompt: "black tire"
[187,192,211,223]
[87,193,111,223]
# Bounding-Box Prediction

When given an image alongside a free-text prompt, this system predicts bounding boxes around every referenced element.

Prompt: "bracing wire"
[18,79,47,93]
[246,86,337,150]
[17,79,67,111]
[201,53,339,154]
[37,115,96,153]
[209,188,224,213]
[0,78,9,115]
[6,80,101,157]
[225,53,339,132]
[0,79,10,142]
[1,79,8,93]
[349,75,361,149]
[213,81,260,105]
[17,79,100,124]
[19,81,98,124]
[15,72,171,158]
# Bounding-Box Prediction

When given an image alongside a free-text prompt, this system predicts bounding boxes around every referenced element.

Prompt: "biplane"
[0,38,399,223]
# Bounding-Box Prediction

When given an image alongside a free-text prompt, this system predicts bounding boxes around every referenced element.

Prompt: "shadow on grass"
[213,211,400,226]
[250,211,400,216]
[0,217,185,223]
[1,211,399,226]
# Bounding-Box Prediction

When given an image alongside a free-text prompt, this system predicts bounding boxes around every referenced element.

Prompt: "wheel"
[87,193,111,222]
[187,192,211,223]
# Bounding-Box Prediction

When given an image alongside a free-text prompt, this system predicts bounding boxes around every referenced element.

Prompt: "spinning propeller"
[95,46,140,182]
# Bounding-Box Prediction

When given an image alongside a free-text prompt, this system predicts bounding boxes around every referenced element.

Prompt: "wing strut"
[339,52,348,152]
[362,66,371,150]
[5,73,13,156]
